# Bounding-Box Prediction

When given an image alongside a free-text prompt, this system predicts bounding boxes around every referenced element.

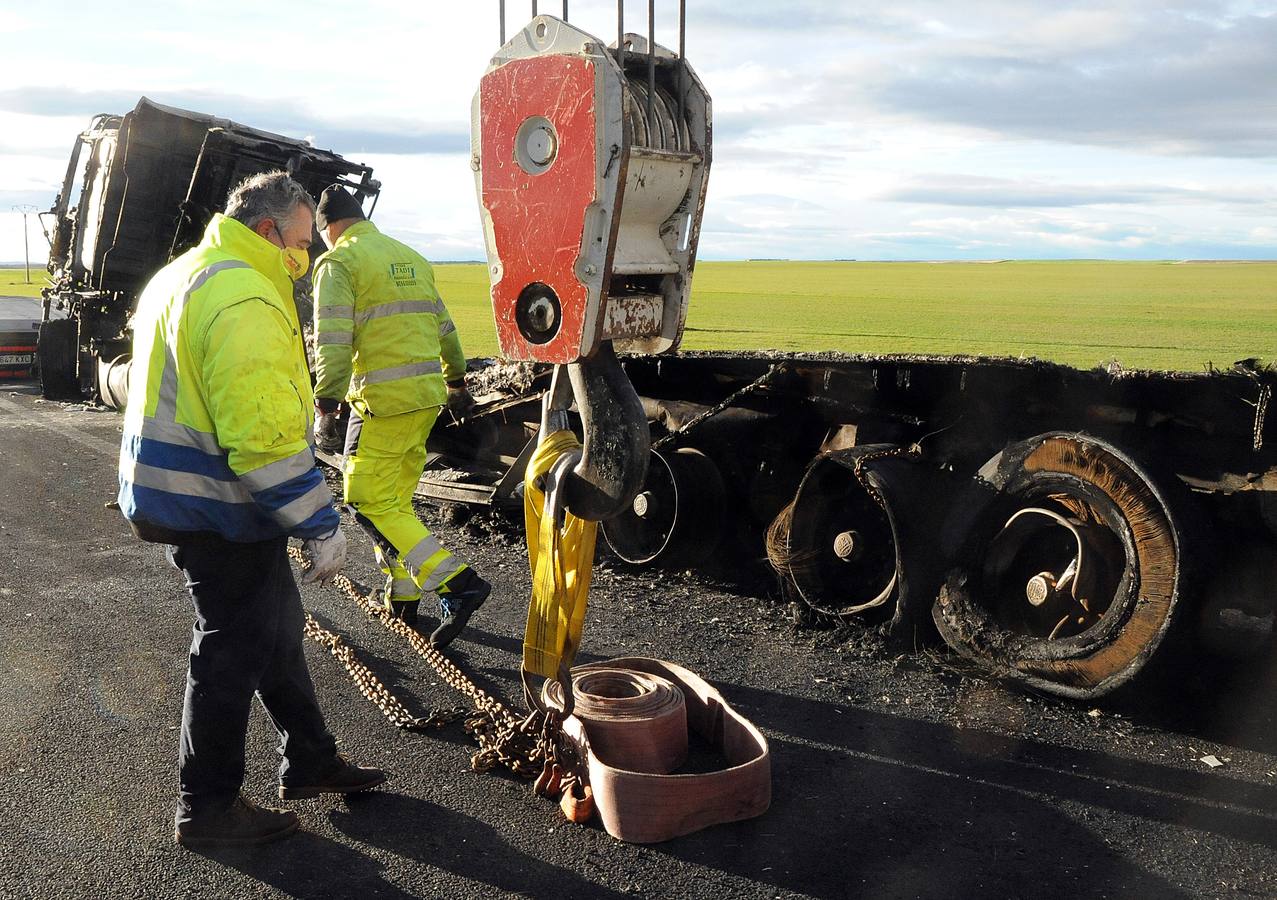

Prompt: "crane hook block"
[472,15,712,364]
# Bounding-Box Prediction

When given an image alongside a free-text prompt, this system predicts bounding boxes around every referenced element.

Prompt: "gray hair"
[224,171,316,231]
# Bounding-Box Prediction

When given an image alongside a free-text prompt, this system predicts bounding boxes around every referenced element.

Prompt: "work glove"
[314,398,343,452]
[302,527,347,584]
[446,381,477,421]
[315,412,343,453]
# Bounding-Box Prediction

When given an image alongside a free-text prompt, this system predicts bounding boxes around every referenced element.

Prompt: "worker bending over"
[311,185,490,649]
[118,172,385,848]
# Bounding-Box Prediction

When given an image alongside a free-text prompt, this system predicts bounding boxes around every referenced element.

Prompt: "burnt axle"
[408,351,1276,700]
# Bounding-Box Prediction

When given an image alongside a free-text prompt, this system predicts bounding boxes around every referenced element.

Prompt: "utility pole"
[11,205,38,284]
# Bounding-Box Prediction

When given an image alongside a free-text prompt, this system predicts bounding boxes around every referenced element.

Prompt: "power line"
[10,205,39,285]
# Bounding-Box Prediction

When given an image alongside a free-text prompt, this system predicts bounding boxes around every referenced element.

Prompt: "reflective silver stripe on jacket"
[403,534,444,574]
[271,481,334,529]
[316,304,355,346]
[438,319,456,338]
[357,359,442,387]
[238,446,316,494]
[155,260,253,421]
[420,555,464,592]
[137,417,223,455]
[354,299,445,327]
[387,576,420,600]
[121,458,253,504]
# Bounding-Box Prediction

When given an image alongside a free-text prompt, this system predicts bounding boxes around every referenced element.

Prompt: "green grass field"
[7,261,1271,371]
[435,260,1276,372]
[0,267,49,298]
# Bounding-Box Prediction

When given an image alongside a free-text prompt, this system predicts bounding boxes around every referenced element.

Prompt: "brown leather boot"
[175,794,299,848]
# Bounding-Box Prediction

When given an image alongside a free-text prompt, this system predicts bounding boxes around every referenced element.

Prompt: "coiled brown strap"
[544,667,689,775]
[545,657,771,843]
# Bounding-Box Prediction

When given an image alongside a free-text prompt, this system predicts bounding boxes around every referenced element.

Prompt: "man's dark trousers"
[168,535,337,819]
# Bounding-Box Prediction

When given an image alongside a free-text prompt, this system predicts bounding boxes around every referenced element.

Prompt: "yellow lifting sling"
[522,430,598,679]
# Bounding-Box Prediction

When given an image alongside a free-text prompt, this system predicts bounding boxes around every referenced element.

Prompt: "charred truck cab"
[38,97,379,405]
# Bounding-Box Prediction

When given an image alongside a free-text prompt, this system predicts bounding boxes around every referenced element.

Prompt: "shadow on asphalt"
[188,828,416,899]
[654,679,1277,899]
[306,610,480,754]
[461,625,608,664]
[1106,650,1277,758]
[327,792,632,898]
[456,627,1275,897]
[467,603,1277,758]
[362,624,1277,896]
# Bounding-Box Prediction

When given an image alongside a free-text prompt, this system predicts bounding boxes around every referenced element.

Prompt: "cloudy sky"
[0,0,1274,263]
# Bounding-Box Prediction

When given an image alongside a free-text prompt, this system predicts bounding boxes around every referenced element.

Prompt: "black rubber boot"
[431,569,492,649]
[175,794,299,848]
[279,753,387,801]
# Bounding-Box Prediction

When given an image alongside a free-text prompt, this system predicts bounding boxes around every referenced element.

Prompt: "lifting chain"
[851,443,921,511]
[302,613,463,731]
[652,364,784,451]
[287,545,553,780]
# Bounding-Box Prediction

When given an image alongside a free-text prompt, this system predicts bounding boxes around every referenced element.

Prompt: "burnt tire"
[601,448,725,569]
[769,446,958,645]
[36,318,79,400]
[933,432,1185,699]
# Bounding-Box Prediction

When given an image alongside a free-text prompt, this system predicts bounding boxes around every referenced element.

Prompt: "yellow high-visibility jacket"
[118,214,337,543]
[312,220,466,415]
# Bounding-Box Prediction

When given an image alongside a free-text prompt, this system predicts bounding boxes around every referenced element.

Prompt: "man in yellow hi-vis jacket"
[119,172,385,849]
[311,185,490,649]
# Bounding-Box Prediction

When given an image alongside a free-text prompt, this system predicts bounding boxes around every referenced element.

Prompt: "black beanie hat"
[316,185,366,229]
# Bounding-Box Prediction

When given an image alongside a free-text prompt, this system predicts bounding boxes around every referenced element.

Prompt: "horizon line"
[5,257,1277,269]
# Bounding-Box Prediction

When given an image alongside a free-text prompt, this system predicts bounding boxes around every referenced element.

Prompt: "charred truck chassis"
[38,97,379,404]
[409,352,1277,700]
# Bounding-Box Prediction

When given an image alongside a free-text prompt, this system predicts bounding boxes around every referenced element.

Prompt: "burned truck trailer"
[416,352,1276,700]
[38,97,379,403]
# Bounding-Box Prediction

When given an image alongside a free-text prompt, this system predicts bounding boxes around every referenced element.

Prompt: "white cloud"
[0,1,1272,262]
[0,10,33,33]
[878,174,1277,210]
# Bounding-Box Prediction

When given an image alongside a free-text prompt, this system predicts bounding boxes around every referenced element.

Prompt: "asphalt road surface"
[0,297,41,331]
[3,381,1277,899]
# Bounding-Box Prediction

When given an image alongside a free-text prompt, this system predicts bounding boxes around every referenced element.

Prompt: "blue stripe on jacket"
[249,462,327,514]
[128,433,240,481]
[119,433,338,541]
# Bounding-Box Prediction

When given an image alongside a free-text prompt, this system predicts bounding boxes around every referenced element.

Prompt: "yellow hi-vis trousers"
[342,405,466,601]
